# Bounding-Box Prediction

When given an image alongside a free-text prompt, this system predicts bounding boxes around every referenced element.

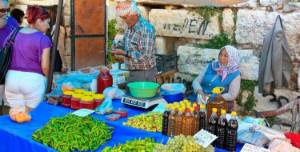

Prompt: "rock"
[149,9,221,39]
[260,0,278,6]
[115,6,151,32]
[63,0,70,16]
[156,37,176,54]
[289,62,299,90]
[283,2,300,13]
[108,2,117,20]
[15,0,59,6]
[298,66,300,90]
[66,27,71,37]
[231,0,259,8]
[177,46,260,80]
[174,38,189,52]
[65,38,71,56]
[65,56,72,71]
[271,124,291,133]
[222,8,235,36]
[64,15,70,27]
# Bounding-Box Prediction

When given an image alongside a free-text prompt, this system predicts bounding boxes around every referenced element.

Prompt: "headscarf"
[212,45,240,82]
[116,0,140,17]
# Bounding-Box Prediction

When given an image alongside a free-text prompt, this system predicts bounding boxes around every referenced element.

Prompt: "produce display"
[102,137,159,152]
[31,114,114,152]
[154,135,215,152]
[123,112,162,132]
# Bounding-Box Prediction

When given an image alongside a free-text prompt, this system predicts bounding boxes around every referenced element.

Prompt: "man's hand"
[110,48,126,56]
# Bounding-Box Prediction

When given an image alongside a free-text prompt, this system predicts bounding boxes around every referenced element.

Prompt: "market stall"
[0,100,244,152]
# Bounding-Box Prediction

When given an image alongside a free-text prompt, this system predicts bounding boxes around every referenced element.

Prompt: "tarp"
[0,101,244,152]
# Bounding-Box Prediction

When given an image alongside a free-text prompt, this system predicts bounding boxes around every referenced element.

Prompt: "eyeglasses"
[0,8,10,13]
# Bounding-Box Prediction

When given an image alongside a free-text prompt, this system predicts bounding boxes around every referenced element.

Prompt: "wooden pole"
[46,0,64,93]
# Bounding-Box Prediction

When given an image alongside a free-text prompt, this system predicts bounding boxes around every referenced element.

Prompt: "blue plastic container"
[163,93,183,103]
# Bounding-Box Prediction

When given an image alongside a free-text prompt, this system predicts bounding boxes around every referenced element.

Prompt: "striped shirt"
[115,17,156,70]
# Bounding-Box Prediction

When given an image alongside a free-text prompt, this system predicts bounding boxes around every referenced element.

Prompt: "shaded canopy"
[151,0,249,6]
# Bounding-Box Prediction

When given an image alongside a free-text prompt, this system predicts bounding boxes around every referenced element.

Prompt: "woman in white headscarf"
[192,45,241,112]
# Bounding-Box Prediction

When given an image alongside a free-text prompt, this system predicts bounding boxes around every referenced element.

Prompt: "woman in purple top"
[0,0,19,115]
[5,5,52,111]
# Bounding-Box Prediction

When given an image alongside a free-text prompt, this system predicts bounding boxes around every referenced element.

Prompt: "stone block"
[222,8,235,35]
[63,0,70,16]
[156,36,175,54]
[298,66,300,89]
[289,62,299,90]
[66,27,71,37]
[115,6,151,32]
[231,0,259,8]
[65,56,72,71]
[64,15,70,27]
[177,46,259,80]
[65,38,71,56]
[283,2,300,12]
[149,9,221,39]
[108,2,117,20]
[260,0,278,6]
[15,0,59,6]
[236,10,300,61]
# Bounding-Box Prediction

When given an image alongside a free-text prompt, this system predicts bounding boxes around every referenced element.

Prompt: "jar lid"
[74,89,85,94]
[81,96,94,102]
[93,94,104,99]
[83,91,95,96]
[72,94,84,98]
[63,91,74,96]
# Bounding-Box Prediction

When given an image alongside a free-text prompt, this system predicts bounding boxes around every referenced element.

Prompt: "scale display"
[121,94,167,109]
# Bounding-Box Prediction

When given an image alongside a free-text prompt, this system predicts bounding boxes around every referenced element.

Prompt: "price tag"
[241,143,270,152]
[152,103,167,113]
[193,129,218,148]
[72,109,95,117]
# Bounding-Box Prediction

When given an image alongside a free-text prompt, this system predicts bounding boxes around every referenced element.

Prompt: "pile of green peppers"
[102,137,158,152]
[31,114,114,152]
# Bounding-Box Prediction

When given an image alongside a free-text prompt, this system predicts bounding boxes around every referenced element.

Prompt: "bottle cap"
[184,100,188,103]
[165,105,169,108]
[176,105,180,108]
[180,101,184,105]
[221,109,226,114]
[63,91,74,96]
[231,111,237,116]
[74,89,86,94]
[174,102,178,105]
[200,105,206,109]
[171,106,176,110]
[193,103,197,107]
[72,94,84,98]
[93,94,104,99]
[195,106,199,111]
[187,105,191,109]
[80,96,94,102]
[83,91,95,96]
[168,103,173,107]
[185,109,191,113]
[212,108,217,112]
[179,108,183,112]
[190,107,194,111]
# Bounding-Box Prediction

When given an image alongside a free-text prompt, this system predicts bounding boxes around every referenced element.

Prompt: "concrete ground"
[1,105,9,115]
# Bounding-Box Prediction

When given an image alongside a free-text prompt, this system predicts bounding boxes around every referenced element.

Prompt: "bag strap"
[6,27,23,45]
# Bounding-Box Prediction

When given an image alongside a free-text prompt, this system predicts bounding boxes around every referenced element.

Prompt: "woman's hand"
[61,63,68,72]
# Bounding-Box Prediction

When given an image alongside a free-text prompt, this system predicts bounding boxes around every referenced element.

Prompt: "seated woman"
[5,5,53,111]
[192,45,241,113]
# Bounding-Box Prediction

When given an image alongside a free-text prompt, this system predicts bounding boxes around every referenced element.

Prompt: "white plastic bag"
[197,94,209,105]
[103,85,125,99]
[160,83,186,95]
[94,98,113,115]
[237,124,286,147]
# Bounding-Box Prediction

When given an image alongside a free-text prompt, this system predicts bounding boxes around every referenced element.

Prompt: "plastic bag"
[237,124,285,147]
[160,83,186,95]
[103,85,125,99]
[61,81,75,92]
[46,88,63,105]
[9,105,31,123]
[197,94,209,105]
[95,98,113,115]
[242,116,267,126]
[269,139,300,152]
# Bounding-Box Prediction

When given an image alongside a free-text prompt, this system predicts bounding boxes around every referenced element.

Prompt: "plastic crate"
[155,53,178,74]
